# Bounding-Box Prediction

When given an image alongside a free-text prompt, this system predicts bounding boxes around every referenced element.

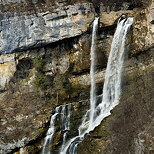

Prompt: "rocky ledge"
[0,2,94,54]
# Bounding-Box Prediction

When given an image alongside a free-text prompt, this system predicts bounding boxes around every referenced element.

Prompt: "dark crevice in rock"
[15,58,33,79]
[98,25,116,37]
[71,68,90,76]
[129,45,154,58]
[151,20,154,24]
[8,34,82,56]
[8,58,33,88]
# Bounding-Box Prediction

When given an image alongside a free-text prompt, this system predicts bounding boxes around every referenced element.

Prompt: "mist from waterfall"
[60,17,133,154]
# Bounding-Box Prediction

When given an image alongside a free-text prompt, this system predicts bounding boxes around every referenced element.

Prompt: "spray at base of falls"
[60,17,133,154]
[41,104,71,154]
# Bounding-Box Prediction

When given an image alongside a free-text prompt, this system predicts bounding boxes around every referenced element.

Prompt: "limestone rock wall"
[0,2,94,54]
[100,0,154,55]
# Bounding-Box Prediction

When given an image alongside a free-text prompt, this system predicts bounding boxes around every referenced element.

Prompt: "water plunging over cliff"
[92,17,133,130]
[60,17,99,154]
[89,17,99,130]
[41,104,71,154]
[60,17,133,154]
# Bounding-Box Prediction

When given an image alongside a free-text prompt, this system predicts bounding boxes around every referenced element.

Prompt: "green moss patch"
[34,55,53,90]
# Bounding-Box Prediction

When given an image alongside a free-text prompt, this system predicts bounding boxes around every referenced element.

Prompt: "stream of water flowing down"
[60,17,133,154]
[41,17,133,154]
[41,104,71,154]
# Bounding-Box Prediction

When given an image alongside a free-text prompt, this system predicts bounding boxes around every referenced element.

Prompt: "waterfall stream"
[60,17,133,154]
[41,17,133,154]
[89,17,99,129]
[41,104,71,154]
[91,17,134,130]
[60,17,99,154]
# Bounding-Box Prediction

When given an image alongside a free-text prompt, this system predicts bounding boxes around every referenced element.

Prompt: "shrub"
[34,56,52,90]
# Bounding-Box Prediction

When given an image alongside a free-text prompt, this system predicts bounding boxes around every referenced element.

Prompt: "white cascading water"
[60,17,133,154]
[41,104,71,154]
[92,17,133,130]
[60,17,99,154]
[41,107,59,154]
[89,17,99,129]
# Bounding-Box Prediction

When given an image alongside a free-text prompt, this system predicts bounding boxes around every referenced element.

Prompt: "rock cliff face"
[0,2,94,54]
[0,0,153,154]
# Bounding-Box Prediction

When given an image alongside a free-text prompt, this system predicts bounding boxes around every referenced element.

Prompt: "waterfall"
[92,17,134,129]
[41,104,71,154]
[60,17,99,154]
[41,107,59,154]
[60,17,133,154]
[89,17,99,129]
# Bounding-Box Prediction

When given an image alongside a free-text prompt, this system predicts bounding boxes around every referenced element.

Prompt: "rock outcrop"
[0,2,94,54]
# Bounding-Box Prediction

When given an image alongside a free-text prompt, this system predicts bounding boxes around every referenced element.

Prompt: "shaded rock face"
[0,0,153,154]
